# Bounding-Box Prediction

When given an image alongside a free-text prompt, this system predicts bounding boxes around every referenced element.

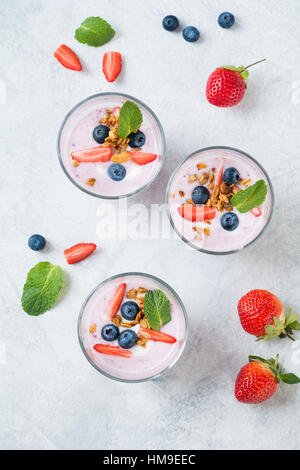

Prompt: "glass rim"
[166,146,275,255]
[77,272,189,383]
[57,92,166,200]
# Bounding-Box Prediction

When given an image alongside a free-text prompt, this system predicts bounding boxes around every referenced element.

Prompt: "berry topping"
[71,146,112,163]
[178,206,216,222]
[192,186,210,205]
[118,329,138,349]
[64,243,96,264]
[103,51,122,82]
[121,301,140,321]
[54,44,82,71]
[218,12,235,29]
[223,167,240,185]
[28,234,46,251]
[101,324,120,342]
[251,207,262,217]
[182,26,200,43]
[139,328,177,344]
[131,152,157,166]
[215,158,225,185]
[93,344,132,358]
[108,163,126,181]
[221,212,239,231]
[162,15,179,32]
[93,125,110,144]
[128,130,146,148]
[106,283,127,320]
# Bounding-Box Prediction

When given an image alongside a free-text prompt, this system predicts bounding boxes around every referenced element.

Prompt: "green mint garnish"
[118,101,143,139]
[21,262,64,316]
[75,17,115,47]
[230,180,267,213]
[144,289,171,331]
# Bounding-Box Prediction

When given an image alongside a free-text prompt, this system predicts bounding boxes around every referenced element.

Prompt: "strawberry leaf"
[280,373,300,384]
[21,262,64,316]
[75,17,115,47]
[118,101,143,139]
[144,289,171,331]
[230,180,267,213]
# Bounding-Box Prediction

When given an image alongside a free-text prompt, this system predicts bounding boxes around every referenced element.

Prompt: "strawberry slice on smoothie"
[178,206,217,222]
[93,344,132,358]
[106,283,127,319]
[139,328,177,344]
[71,147,112,162]
[131,152,158,166]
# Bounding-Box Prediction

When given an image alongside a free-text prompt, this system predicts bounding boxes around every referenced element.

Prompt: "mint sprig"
[144,289,171,331]
[75,17,115,47]
[230,180,267,213]
[22,262,64,316]
[118,101,143,139]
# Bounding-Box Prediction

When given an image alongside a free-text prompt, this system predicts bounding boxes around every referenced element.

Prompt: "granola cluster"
[101,109,130,153]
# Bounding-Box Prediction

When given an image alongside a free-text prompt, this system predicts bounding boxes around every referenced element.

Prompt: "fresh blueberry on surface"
[101,324,119,342]
[218,12,235,29]
[221,212,239,231]
[121,301,141,321]
[28,234,46,251]
[182,26,200,42]
[93,125,110,144]
[118,329,138,349]
[192,186,210,204]
[223,167,240,185]
[128,130,146,148]
[108,163,126,181]
[162,15,179,31]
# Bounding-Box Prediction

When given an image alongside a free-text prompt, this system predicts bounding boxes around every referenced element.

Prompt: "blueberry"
[223,167,240,185]
[121,301,140,321]
[108,163,126,181]
[218,12,235,29]
[183,26,200,43]
[221,212,239,231]
[118,329,138,349]
[128,130,146,148]
[101,324,119,342]
[93,125,110,144]
[192,186,210,204]
[28,234,46,251]
[162,15,179,32]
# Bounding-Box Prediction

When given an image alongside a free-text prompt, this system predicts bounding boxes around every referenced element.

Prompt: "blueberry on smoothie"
[192,186,210,204]
[162,15,179,31]
[221,212,239,231]
[183,26,200,42]
[93,125,110,144]
[121,301,141,321]
[28,234,46,251]
[118,330,138,349]
[223,167,240,185]
[101,324,120,342]
[218,12,235,29]
[128,130,146,148]
[108,164,126,181]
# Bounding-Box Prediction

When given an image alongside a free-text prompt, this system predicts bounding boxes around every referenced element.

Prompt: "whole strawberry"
[206,59,266,107]
[235,354,300,404]
[238,289,300,341]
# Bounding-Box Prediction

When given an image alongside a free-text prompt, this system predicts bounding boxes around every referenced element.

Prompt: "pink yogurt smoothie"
[168,147,273,253]
[58,94,165,198]
[78,274,187,381]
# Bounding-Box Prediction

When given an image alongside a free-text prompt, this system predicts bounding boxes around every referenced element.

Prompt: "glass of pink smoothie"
[167,146,274,255]
[57,93,165,199]
[78,273,188,382]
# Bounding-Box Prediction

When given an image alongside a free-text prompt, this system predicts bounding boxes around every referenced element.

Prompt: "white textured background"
[1,0,300,450]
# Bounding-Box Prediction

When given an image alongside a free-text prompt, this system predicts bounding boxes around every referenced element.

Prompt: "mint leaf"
[22,262,64,316]
[75,17,115,47]
[230,180,267,213]
[144,289,171,331]
[118,101,143,139]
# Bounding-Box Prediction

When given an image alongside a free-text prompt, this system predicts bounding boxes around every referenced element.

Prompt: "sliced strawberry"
[103,52,122,83]
[64,243,96,264]
[251,207,262,217]
[93,344,132,358]
[71,146,112,163]
[139,328,177,344]
[215,159,225,185]
[54,44,82,71]
[178,206,217,222]
[131,152,158,166]
[106,283,126,320]
[112,107,120,122]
